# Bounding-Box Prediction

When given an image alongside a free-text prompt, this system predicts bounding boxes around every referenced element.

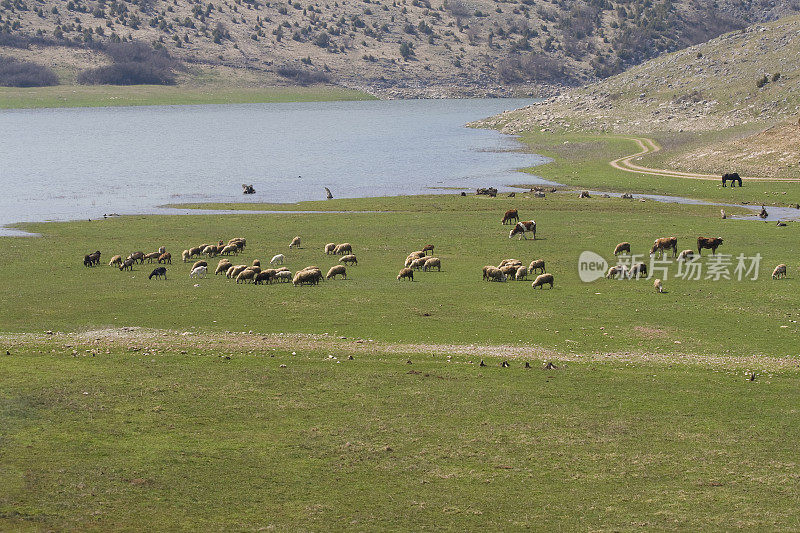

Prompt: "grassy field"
[2,192,800,529]
[509,131,800,206]
[2,339,799,530]
[1,194,796,356]
[0,84,374,109]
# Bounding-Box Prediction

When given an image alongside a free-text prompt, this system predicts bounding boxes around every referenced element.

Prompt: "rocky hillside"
[1,0,798,95]
[476,15,800,176]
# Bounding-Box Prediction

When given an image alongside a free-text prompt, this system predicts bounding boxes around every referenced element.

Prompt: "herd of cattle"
[81,206,793,288]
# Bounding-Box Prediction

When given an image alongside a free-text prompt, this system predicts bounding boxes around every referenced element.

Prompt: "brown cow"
[501,209,519,225]
[650,237,677,258]
[697,237,723,255]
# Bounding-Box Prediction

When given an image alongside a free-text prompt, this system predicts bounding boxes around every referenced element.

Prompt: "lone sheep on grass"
[531,273,554,289]
[327,265,347,280]
[614,242,630,255]
[270,254,285,265]
[289,236,301,249]
[654,278,664,293]
[529,259,545,274]
[772,264,787,279]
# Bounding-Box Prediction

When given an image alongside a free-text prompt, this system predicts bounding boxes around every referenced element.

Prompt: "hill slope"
[1,0,798,95]
[476,15,800,177]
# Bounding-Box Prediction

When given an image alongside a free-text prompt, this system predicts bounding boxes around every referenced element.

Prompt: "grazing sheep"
[677,249,694,262]
[654,278,664,293]
[275,270,293,283]
[202,245,215,257]
[650,237,678,258]
[482,265,494,281]
[529,259,545,274]
[292,268,322,286]
[249,265,262,274]
[340,254,358,266]
[578,191,591,198]
[502,209,519,225]
[621,193,634,199]
[410,257,427,270]
[486,267,507,282]
[119,258,135,271]
[236,268,256,283]
[499,259,523,268]
[149,267,167,280]
[405,251,426,266]
[630,262,648,279]
[158,252,172,264]
[189,265,208,278]
[606,266,623,279]
[499,265,518,278]
[109,255,122,267]
[275,266,290,272]
[215,260,232,275]
[772,264,787,279]
[144,252,160,263]
[697,237,724,256]
[613,242,631,255]
[423,257,441,272]
[515,266,528,280]
[335,243,352,255]
[397,267,414,281]
[227,265,248,278]
[324,243,336,254]
[191,260,208,272]
[188,247,202,258]
[327,265,347,280]
[531,273,554,289]
[509,220,536,240]
[721,209,726,219]
[422,244,434,255]
[289,236,301,249]
[255,269,277,284]
[182,250,190,262]
[229,238,246,249]
[220,244,238,256]
[252,259,261,268]
[270,254,285,266]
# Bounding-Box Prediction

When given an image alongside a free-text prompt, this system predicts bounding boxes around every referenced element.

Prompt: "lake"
[0,98,548,235]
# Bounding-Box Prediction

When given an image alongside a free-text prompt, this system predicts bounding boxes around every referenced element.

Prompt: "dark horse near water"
[722,173,742,187]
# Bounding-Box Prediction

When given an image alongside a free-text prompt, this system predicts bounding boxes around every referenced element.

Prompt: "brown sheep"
[529,259,545,274]
[697,237,723,256]
[327,265,347,280]
[128,251,145,264]
[397,267,414,281]
[531,273,554,289]
[423,257,441,271]
[499,259,523,268]
[158,252,172,264]
[143,252,160,263]
[335,243,352,255]
[109,255,123,267]
[289,236,301,249]
[236,269,256,284]
[613,242,630,255]
[422,244,434,255]
[215,260,232,275]
[182,250,190,262]
[772,264,787,279]
[340,254,358,266]
[486,267,507,282]
[191,260,208,271]
[188,247,202,258]
[499,265,518,278]
[410,257,427,270]
[324,243,336,254]
[630,263,648,279]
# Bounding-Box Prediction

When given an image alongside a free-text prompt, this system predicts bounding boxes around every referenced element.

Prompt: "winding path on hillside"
[610,137,800,182]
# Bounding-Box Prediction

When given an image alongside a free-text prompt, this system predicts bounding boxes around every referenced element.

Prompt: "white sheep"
[275,270,293,282]
[423,257,441,271]
[189,265,207,278]
[271,254,285,265]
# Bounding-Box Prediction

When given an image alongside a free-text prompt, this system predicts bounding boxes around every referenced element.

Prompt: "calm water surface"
[0,98,548,235]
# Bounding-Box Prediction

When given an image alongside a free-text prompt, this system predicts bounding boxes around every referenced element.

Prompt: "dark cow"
[697,237,723,255]
[722,173,742,187]
[502,209,519,225]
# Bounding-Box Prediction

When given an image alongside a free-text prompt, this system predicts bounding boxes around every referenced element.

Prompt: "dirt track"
[610,137,800,182]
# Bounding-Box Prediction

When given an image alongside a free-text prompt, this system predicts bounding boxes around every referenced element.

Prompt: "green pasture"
[0,84,373,110]
[1,194,797,358]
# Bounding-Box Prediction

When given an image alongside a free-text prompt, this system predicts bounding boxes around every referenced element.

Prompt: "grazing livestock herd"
[81,203,794,295]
